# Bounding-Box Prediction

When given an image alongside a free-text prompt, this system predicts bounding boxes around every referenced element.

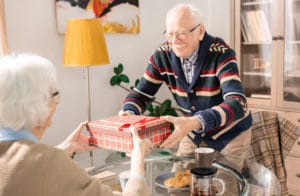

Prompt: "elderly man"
[120,3,252,169]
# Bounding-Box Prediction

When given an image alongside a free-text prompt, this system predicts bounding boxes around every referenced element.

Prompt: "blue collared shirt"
[0,127,39,143]
[181,45,200,84]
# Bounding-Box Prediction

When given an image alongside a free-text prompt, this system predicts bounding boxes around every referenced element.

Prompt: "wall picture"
[56,0,140,34]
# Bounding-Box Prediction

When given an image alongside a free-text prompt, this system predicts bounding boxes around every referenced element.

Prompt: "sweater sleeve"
[41,147,149,196]
[122,50,164,115]
[194,46,248,133]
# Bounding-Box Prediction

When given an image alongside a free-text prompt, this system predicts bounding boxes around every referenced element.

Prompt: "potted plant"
[110,63,180,117]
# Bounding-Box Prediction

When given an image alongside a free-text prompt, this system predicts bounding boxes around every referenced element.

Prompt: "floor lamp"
[63,18,110,167]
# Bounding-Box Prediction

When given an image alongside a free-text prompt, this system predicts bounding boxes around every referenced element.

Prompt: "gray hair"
[166,3,204,26]
[0,54,57,130]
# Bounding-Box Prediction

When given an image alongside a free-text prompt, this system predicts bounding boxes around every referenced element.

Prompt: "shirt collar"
[0,127,39,143]
[181,44,200,64]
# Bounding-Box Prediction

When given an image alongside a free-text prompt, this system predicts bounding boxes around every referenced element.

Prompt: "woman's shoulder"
[12,140,68,160]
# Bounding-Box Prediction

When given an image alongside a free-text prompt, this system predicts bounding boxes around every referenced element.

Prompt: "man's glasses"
[164,24,201,40]
[51,90,60,104]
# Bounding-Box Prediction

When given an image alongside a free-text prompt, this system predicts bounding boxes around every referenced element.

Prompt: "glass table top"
[89,148,281,196]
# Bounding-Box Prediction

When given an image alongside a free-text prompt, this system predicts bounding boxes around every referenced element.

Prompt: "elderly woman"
[0,54,153,196]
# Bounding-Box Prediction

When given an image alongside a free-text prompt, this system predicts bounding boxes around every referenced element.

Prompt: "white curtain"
[0,0,8,56]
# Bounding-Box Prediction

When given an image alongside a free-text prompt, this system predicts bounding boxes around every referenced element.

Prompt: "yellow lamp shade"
[63,18,110,66]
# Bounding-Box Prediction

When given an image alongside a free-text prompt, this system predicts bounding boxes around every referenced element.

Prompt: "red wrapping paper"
[87,115,171,153]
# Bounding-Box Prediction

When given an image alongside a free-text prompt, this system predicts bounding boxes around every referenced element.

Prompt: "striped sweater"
[122,33,252,151]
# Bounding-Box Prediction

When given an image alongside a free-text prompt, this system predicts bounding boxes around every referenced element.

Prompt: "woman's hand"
[56,121,96,156]
[130,125,154,177]
[131,125,154,157]
[159,116,202,148]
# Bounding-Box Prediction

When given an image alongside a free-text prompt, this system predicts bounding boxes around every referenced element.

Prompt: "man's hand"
[118,110,134,116]
[56,122,96,156]
[160,116,201,148]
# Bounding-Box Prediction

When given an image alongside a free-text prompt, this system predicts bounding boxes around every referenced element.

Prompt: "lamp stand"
[86,66,94,167]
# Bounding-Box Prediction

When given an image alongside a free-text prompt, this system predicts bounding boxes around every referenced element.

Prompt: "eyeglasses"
[164,24,201,40]
[51,90,60,104]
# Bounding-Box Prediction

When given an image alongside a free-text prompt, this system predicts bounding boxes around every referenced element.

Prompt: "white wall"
[4,0,231,146]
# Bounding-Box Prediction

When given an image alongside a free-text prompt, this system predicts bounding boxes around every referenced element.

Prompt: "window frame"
[0,0,8,55]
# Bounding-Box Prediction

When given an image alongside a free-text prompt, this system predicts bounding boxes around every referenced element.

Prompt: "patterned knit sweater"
[122,33,252,151]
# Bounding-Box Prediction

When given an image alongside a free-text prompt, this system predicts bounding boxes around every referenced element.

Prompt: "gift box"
[87,115,171,153]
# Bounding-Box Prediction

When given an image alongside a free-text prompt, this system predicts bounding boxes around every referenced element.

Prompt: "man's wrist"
[194,115,205,131]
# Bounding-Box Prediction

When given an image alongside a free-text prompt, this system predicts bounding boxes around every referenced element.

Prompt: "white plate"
[155,172,190,191]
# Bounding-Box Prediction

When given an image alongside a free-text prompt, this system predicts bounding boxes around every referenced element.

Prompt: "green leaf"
[113,67,119,75]
[120,152,126,158]
[168,109,178,117]
[114,63,123,75]
[146,103,154,113]
[134,79,140,87]
[120,74,129,83]
[169,124,174,132]
[110,75,122,86]
[164,99,172,107]
[158,150,171,156]
[105,151,126,163]
[160,99,172,115]
[117,63,123,74]
[154,106,160,116]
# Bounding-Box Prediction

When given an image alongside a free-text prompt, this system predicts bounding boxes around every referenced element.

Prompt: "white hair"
[0,53,57,131]
[166,3,204,26]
